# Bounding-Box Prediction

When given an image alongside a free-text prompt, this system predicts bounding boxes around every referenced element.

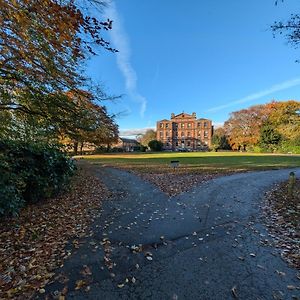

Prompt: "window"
[176,141,178,146]
[204,122,207,128]
[204,131,208,137]
[197,122,201,127]
[181,123,185,128]
[166,123,169,128]
[160,123,164,128]
[175,131,178,137]
[187,131,191,137]
[187,141,191,146]
[175,123,178,128]
[181,132,185,137]
[188,123,191,128]
[198,131,201,136]
[160,131,163,137]
[166,131,169,137]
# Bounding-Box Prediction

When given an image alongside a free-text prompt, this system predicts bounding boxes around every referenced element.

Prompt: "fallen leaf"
[231,286,238,298]
[75,280,86,290]
[275,270,286,276]
[287,285,296,290]
[81,265,92,276]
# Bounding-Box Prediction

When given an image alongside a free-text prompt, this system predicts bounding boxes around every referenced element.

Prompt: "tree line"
[212,100,300,153]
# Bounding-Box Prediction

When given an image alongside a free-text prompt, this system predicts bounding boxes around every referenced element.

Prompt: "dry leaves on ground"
[137,171,225,196]
[109,164,236,196]
[0,165,109,299]
[262,179,300,269]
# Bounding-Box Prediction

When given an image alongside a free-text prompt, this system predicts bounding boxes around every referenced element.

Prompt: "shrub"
[0,140,75,217]
[278,141,300,154]
[246,145,262,153]
[139,145,147,152]
[148,140,163,151]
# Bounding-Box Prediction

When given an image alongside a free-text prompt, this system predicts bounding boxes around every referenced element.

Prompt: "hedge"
[0,140,75,217]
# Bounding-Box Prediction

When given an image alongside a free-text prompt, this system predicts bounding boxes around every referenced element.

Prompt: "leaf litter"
[261,179,300,269]
[0,165,109,299]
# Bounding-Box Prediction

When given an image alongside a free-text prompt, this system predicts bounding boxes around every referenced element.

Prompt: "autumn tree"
[266,100,300,141]
[55,91,119,154]
[223,101,300,152]
[137,129,156,147]
[0,0,117,140]
[224,104,272,150]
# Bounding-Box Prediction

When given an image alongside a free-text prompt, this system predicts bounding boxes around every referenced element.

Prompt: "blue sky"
[86,0,300,137]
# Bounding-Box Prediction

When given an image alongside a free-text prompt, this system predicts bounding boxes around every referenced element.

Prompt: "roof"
[172,112,196,119]
[120,138,139,144]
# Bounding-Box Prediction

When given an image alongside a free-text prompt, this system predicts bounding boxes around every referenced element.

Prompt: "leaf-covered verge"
[99,163,238,196]
[0,165,109,299]
[262,179,300,269]
[136,170,234,196]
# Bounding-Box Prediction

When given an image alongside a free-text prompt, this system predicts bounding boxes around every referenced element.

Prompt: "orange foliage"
[224,101,300,149]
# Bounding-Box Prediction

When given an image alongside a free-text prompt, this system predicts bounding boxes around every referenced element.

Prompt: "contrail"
[105,1,147,117]
[207,77,300,112]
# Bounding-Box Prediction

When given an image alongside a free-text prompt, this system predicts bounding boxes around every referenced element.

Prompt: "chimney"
[171,113,175,119]
[192,112,196,118]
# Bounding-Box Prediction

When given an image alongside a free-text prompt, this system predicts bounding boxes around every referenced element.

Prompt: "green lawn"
[79,152,300,173]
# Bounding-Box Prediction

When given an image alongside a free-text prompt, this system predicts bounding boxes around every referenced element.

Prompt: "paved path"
[44,167,300,300]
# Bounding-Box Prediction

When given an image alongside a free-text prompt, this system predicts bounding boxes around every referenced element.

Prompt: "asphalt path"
[43,167,300,300]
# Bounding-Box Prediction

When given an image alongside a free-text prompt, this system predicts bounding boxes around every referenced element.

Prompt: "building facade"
[156,112,213,151]
[114,137,140,152]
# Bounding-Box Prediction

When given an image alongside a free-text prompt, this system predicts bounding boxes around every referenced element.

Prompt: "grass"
[78,152,300,173]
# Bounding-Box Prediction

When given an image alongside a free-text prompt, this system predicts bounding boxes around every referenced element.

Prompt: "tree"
[148,140,163,152]
[272,11,300,58]
[211,127,231,151]
[138,129,156,147]
[266,100,300,141]
[57,91,119,154]
[223,100,300,152]
[259,124,281,150]
[224,104,272,150]
[0,0,117,140]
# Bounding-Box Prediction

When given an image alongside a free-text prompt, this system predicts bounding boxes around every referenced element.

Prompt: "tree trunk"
[80,142,84,155]
[73,141,78,155]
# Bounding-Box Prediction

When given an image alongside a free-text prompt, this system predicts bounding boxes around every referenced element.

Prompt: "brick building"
[156,112,213,151]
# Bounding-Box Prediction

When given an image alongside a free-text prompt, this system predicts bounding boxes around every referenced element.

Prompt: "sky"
[85,0,300,137]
